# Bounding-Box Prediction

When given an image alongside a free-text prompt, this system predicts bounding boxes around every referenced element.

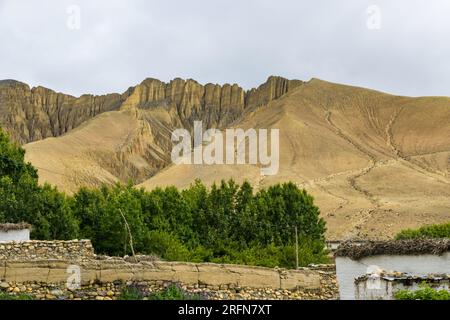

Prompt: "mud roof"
[0,223,32,232]
[335,239,450,260]
[355,271,450,284]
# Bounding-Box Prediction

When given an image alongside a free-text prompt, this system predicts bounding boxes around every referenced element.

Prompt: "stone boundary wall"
[0,240,94,261]
[1,258,322,291]
[0,240,338,299]
[0,259,338,300]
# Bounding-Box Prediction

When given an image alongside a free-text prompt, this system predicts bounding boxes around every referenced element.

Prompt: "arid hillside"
[9,76,301,191]
[2,77,449,240]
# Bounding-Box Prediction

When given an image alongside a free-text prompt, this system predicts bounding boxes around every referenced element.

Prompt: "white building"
[0,223,31,242]
[335,239,450,300]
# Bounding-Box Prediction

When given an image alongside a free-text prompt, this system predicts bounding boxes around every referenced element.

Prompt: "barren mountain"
[2,76,449,240]
[13,76,301,191]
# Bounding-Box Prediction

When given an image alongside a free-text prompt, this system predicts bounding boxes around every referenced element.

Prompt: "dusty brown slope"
[24,109,155,193]
[140,79,450,240]
[14,77,450,240]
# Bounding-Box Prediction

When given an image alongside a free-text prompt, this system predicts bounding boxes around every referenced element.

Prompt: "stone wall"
[0,240,95,261]
[0,278,338,301]
[0,260,337,300]
[0,240,338,300]
[1,258,322,290]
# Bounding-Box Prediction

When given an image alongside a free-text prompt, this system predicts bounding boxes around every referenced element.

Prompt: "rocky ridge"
[0,76,302,145]
[0,80,123,144]
[2,76,301,188]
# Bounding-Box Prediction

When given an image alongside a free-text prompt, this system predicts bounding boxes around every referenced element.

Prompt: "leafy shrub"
[209,240,331,269]
[144,230,191,261]
[396,223,450,240]
[395,284,450,300]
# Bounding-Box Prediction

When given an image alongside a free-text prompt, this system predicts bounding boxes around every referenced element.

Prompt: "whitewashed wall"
[336,252,450,300]
[355,277,450,300]
[0,229,30,242]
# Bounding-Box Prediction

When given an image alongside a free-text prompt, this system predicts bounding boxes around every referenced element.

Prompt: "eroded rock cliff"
[0,76,302,145]
[0,80,124,144]
[6,76,301,190]
[120,75,303,130]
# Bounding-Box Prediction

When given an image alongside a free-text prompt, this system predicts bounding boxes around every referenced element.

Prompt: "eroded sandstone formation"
[0,80,123,144]
[120,75,303,132]
[1,76,302,189]
[0,76,302,145]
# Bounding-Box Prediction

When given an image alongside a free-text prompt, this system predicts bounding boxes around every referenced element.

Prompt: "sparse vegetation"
[118,284,145,300]
[0,292,34,300]
[0,127,329,268]
[118,283,205,300]
[396,223,450,240]
[149,284,204,300]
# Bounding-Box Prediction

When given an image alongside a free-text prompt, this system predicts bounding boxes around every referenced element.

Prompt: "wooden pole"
[119,208,137,262]
[295,226,299,269]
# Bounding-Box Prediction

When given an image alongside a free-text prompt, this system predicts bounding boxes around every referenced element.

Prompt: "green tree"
[31,184,79,240]
[0,128,78,240]
[0,128,37,182]
[72,184,147,256]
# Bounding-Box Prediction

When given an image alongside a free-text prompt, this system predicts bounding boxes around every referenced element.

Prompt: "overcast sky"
[1,0,450,97]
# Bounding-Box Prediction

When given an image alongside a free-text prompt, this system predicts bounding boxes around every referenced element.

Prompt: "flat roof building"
[334,239,450,300]
[0,223,31,242]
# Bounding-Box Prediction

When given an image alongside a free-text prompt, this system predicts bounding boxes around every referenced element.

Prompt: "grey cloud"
[1,0,450,97]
